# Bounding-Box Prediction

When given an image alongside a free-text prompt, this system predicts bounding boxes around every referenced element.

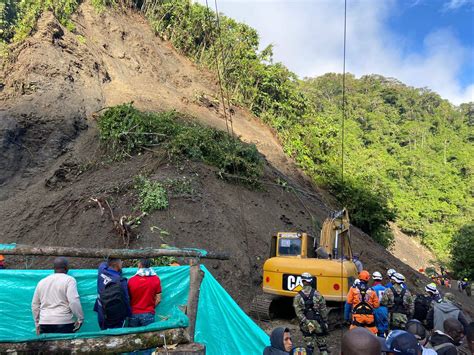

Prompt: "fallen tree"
[0,328,189,354]
[0,244,229,260]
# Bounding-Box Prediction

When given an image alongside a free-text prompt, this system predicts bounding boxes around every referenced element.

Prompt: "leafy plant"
[135,175,169,212]
[97,103,263,185]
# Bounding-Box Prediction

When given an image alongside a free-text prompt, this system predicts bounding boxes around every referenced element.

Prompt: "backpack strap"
[433,342,456,351]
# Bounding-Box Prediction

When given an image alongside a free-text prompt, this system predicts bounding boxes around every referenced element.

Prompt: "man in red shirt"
[128,259,162,327]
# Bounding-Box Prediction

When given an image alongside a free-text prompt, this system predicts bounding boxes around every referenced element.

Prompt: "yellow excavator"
[250,209,358,322]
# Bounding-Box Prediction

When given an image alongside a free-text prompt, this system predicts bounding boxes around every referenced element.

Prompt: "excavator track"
[249,294,274,322]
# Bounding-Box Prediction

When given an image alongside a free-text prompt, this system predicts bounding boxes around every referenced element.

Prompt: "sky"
[196,0,474,105]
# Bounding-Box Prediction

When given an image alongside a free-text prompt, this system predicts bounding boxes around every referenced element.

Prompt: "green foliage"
[0,0,80,46]
[450,224,474,279]
[98,104,263,185]
[135,175,169,212]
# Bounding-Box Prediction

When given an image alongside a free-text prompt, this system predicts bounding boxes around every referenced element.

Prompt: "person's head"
[341,327,381,355]
[387,268,396,279]
[269,327,292,352]
[138,258,152,269]
[53,257,69,273]
[425,283,438,296]
[393,273,405,284]
[405,319,428,345]
[444,318,464,344]
[301,272,313,287]
[386,330,422,355]
[372,271,383,282]
[466,322,474,353]
[107,258,123,272]
[352,253,360,260]
[358,270,370,283]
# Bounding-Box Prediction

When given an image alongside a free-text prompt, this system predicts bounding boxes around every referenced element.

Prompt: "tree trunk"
[186,260,205,341]
[155,342,206,354]
[0,328,189,354]
[0,244,229,260]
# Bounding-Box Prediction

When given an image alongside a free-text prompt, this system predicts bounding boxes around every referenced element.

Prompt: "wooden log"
[186,260,205,342]
[0,244,229,260]
[0,328,189,354]
[155,342,206,354]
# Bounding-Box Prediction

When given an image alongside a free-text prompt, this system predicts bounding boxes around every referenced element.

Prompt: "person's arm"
[405,291,415,318]
[371,291,380,309]
[31,285,41,335]
[293,295,305,322]
[66,278,84,323]
[154,276,162,306]
[458,311,469,333]
[317,294,329,323]
[121,278,132,317]
[426,307,434,330]
[344,302,352,321]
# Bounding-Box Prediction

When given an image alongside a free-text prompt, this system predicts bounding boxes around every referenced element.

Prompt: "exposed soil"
[0,2,472,342]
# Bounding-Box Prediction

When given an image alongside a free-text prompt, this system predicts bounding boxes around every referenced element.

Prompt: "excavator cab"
[270,232,316,258]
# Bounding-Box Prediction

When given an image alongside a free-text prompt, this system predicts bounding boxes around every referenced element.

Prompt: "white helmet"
[393,273,405,284]
[387,269,396,278]
[425,283,438,294]
[301,272,313,282]
[372,271,383,281]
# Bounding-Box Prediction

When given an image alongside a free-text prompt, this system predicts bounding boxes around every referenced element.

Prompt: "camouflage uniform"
[381,283,414,330]
[293,285,329,354]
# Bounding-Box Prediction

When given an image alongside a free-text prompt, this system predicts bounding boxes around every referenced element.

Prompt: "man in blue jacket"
[93,258,131,330]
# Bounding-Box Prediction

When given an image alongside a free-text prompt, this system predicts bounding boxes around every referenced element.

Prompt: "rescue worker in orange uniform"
[347,270,380,334]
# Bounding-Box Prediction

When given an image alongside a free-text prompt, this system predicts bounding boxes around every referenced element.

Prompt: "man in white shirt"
[31,257,84,334]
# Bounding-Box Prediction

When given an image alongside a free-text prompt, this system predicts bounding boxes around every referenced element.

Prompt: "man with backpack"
[381,272,414,330]
[293,272,329,355]
[93,258,131,330]
[414,283,441,325]
[347,270,380,335]
[371,271,389,337]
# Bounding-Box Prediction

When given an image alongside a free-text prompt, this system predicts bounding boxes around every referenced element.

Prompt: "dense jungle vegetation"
[1,0,472,276]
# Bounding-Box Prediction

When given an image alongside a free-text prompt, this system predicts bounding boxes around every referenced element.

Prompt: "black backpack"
[390,286,407,314]
[100,280,128,322]
[352,283,374,316]
[413,294,431,322]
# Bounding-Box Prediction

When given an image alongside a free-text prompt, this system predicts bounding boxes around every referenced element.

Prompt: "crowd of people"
[264,268,473,355]
[31,257,162,334]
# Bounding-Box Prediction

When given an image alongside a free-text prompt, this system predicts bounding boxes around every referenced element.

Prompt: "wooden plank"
[186,260,205,341]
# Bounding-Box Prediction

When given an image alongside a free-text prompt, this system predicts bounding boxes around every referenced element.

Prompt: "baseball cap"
[386,330,422,355]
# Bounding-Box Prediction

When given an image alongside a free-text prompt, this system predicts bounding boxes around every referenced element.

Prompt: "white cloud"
[442,0,474,11]
[197,0,473,105]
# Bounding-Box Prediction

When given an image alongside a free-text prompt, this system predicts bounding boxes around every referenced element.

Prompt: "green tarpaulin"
[0,265,269,354]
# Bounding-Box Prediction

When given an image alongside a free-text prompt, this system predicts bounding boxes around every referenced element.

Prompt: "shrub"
[98,103,263,185]
[135,175,169,212]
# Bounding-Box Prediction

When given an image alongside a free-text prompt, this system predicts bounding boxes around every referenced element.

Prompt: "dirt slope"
[0,3,472,317]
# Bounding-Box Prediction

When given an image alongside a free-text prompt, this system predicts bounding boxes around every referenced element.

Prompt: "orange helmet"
[358,270,370,282]
[0,254,4,262]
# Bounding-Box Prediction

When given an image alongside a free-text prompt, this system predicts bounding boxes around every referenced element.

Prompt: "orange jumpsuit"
[347,284,379,334]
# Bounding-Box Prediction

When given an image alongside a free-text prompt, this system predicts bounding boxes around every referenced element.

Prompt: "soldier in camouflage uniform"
[381,272,414,330]
[293,272,329,355]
